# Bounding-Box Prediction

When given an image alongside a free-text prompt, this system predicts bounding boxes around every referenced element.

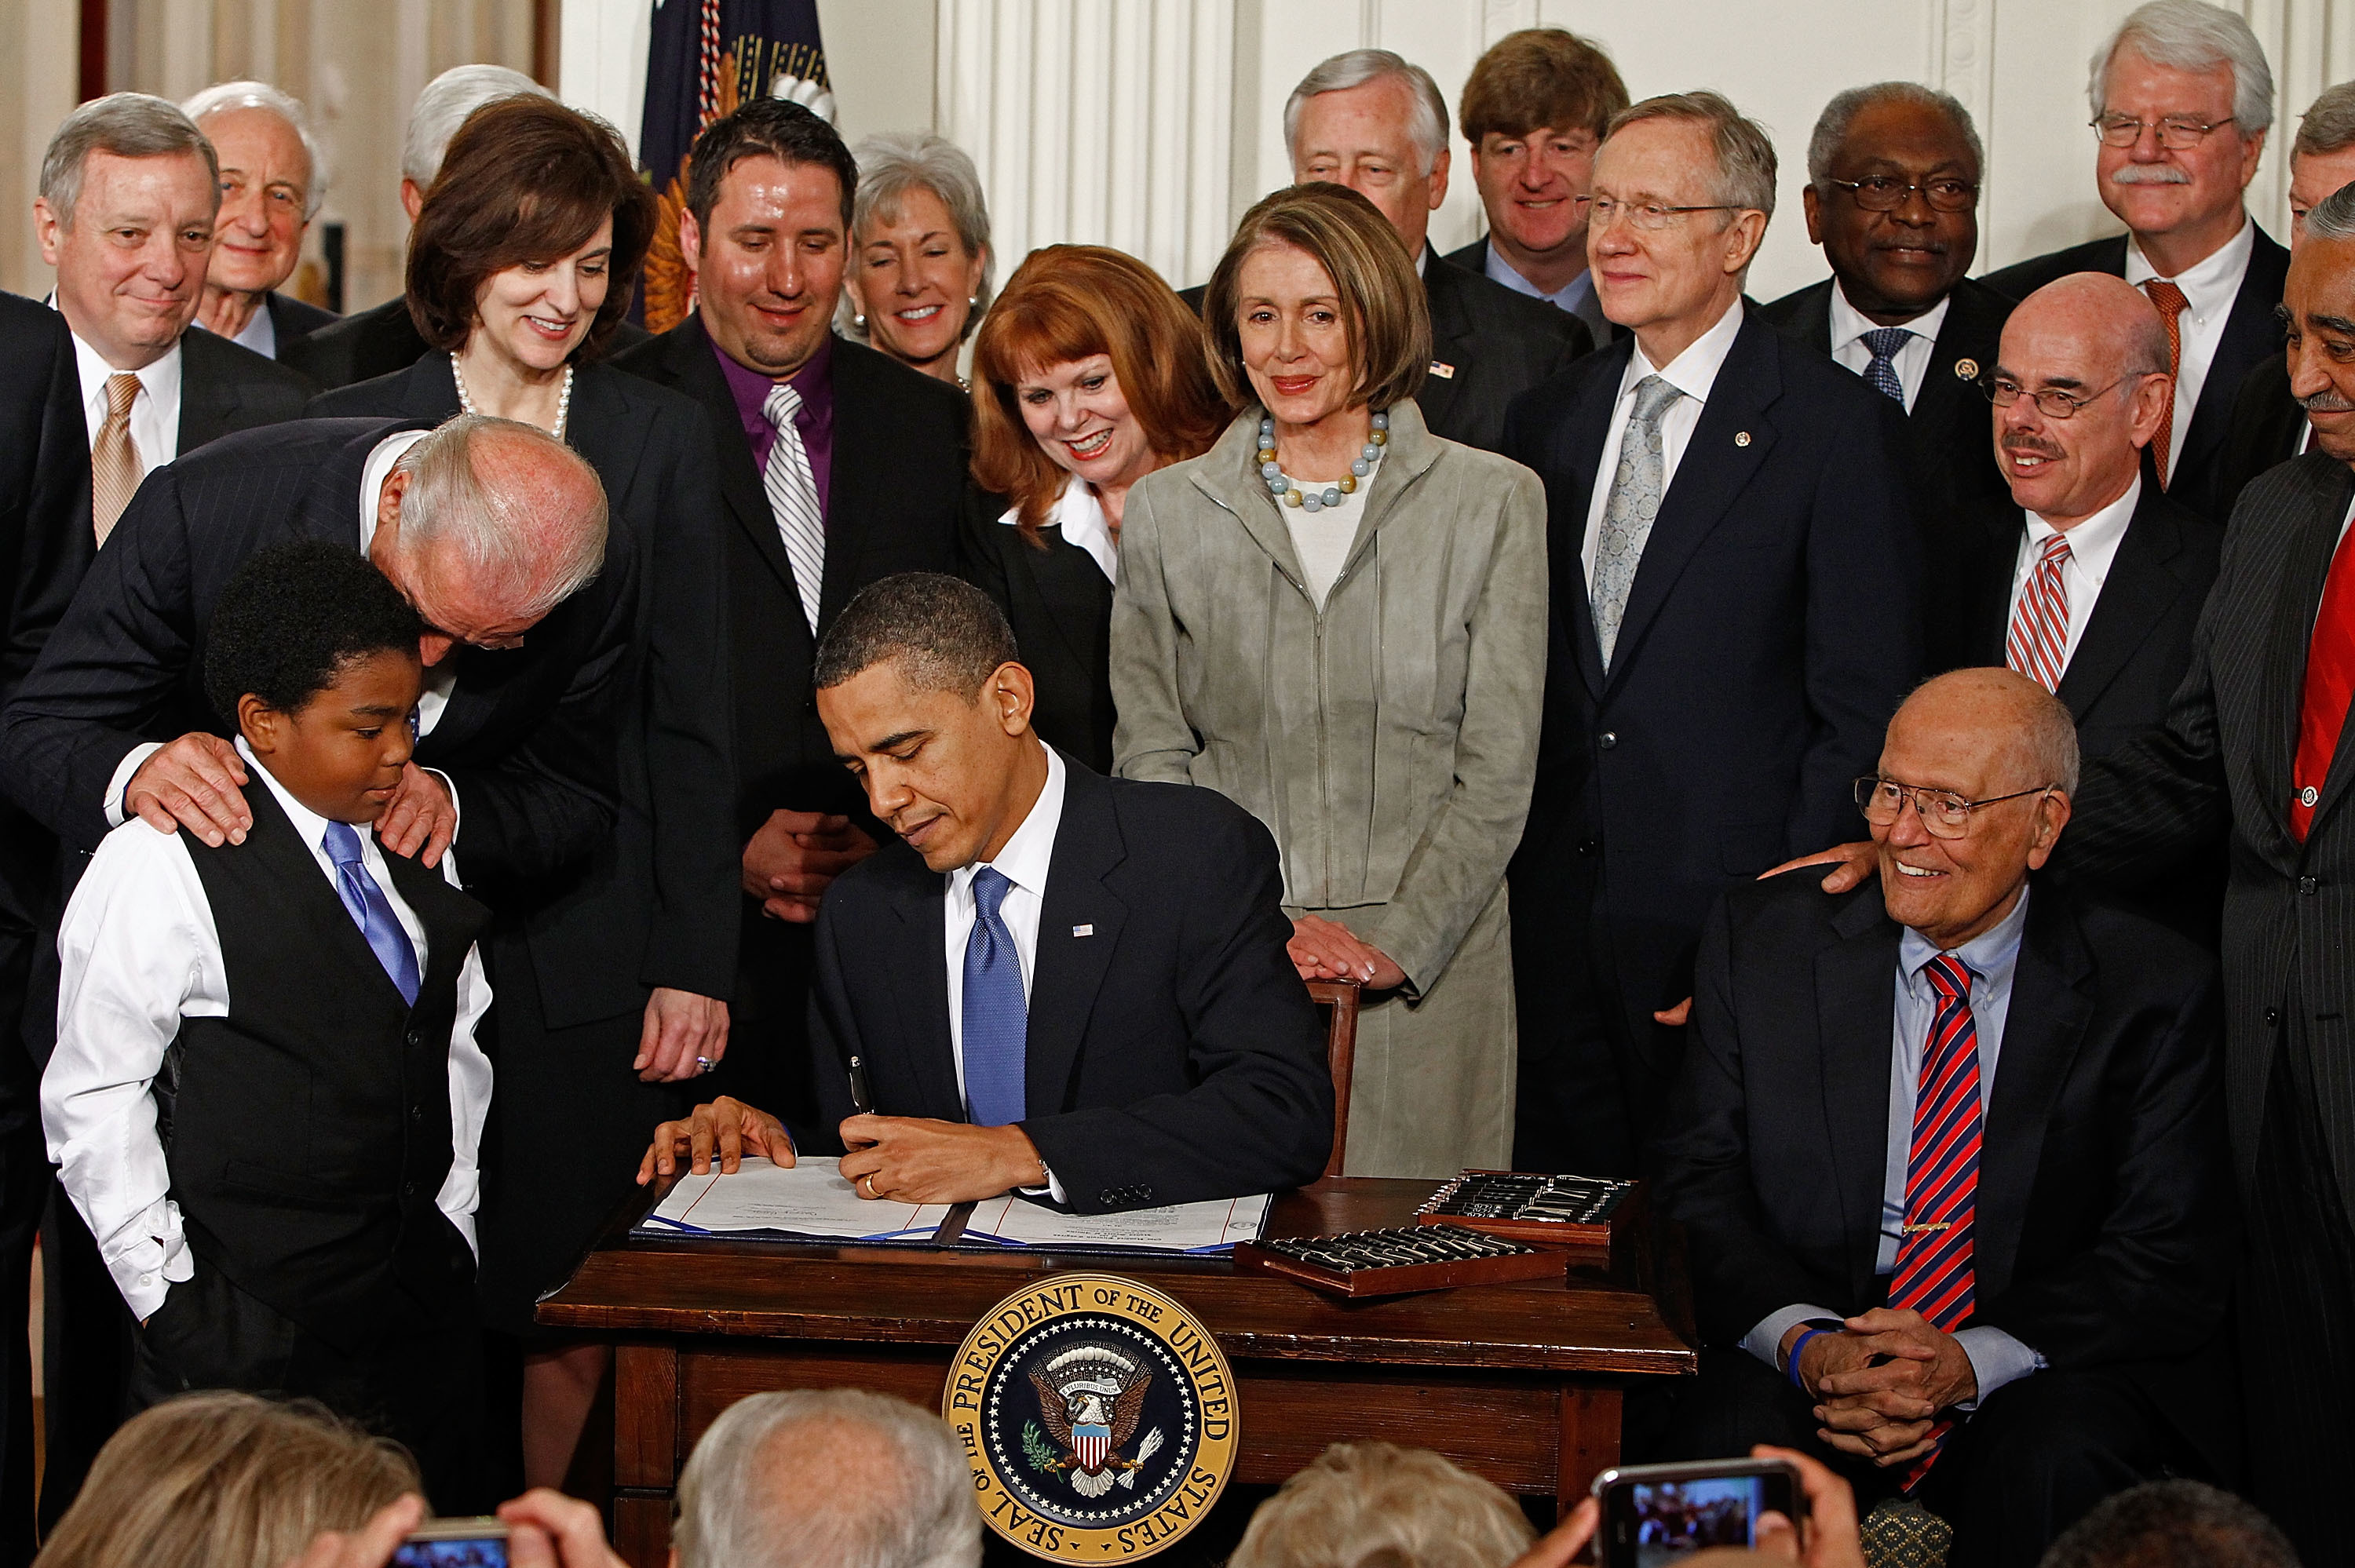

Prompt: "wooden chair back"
[1304,978,1361,1178]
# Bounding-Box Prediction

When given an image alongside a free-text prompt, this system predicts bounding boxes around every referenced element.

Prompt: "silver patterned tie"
[762,383,826,634]
[1590,374,1684,667]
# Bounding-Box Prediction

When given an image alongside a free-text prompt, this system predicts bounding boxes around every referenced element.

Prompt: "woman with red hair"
[966,246,1228,771]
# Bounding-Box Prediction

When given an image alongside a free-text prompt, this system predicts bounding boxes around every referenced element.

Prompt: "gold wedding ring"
[863,1173,878,1198]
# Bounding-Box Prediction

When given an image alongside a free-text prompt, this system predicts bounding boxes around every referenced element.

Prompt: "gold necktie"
[90,372,144,546]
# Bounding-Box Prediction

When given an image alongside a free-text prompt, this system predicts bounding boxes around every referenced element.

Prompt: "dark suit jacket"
[1980,225,2291,523]
[2214,352,2306,526]
[265,290,338,349]
[1440,235,1623,348]
[962,494,1116,774]
[0,296,92,939]
[1181,261,1590,454]
[283,296,648,391]
[1756,275,2014,526]
[175,326,314,447]
[2058,454,2355,1220]
[0,418,635,885]
[309,356,739,1021]
[1501,308,1922,1092]
[1934,480,2222,762]
[1656,871,2236,1470]
[808,758,1334,1209]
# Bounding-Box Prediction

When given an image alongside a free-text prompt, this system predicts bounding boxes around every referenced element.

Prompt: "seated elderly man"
[1653,667,2236,1568]
[672,1388,979,1568]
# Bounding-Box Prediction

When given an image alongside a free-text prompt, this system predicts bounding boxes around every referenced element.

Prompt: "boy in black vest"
[42,540,494,1508]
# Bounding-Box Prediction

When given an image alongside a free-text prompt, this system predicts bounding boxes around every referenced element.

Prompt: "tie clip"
[1072,924,1094,937]
[1901,1222,1952,1235]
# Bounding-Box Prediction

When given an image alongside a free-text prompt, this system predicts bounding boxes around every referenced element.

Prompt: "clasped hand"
[1287,914,1405,990]
[743,808,875,922]
[1790,1309,1978,1468]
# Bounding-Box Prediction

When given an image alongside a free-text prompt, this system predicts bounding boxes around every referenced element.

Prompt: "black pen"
[848,1054,874,1115]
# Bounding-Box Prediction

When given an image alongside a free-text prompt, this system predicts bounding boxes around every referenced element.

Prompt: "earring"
[968,295,978,308]
[853,314,867,329]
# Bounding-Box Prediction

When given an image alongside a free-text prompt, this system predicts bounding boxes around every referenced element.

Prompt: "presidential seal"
[944,1274,1239,1562]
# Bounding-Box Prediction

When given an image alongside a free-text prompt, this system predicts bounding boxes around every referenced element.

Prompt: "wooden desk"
[539,1177,1694,1566]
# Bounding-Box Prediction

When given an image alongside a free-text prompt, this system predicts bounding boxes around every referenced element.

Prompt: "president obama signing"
[644,574,1334,1210]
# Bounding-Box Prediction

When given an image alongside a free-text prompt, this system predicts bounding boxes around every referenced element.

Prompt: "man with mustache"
[1761,83,2015,542]
[2214,79,2355,518]
[1930,275,2222,938]
[1982,0,2285,526]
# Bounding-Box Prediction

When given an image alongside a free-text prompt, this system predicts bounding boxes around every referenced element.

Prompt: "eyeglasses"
[1979,373,2144,420]
[1575,195,1746,232]
[1822,175,1979,213]
[1856,777,2056,839]
[2091,113,2237,149]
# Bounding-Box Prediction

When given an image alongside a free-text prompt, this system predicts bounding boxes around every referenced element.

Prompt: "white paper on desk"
[957,1191,1272,1254]
[638,1157,953,1242]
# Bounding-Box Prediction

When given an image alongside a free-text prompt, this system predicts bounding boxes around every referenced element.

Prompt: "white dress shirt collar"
[2025,471,2141,587]
[1623,294,1744,407]
[65,324,183,471]
[949,744,1067,912]
[356,429,433,552]
[1828,281,1951,412]
[1829,279,1952,355]
[999,476,1117,583]
[2123,213,2252,312]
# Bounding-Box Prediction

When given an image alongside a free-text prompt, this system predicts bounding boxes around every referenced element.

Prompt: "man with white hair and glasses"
[1188,48,1590,454]
[181,80,337,358]
[1984,0,2287,525]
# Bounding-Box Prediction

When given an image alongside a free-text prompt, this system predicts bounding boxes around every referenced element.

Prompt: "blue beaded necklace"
[1258,409,1389,512]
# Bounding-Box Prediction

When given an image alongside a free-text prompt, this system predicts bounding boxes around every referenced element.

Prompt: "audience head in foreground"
[2287,180,2355,465]
[35,92,220,374]
[32,1391,415,1568]
[1590,92,1775,359]
[2039,1479,2298,1568]
[1991,275,2174,523]
[1229,1442,1535,1568]
[672,1387,980,1568]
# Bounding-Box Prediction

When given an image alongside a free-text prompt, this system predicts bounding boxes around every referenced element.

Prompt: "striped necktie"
[2141,279,2188,488]
[2005,533,2072,692]
[90,372,144,546]
[1859,326,1911,405]
[1893,952,1983,1489]
[761,383,826,634]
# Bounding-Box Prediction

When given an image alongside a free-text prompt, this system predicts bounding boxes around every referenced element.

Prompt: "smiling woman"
[843,131,994,385]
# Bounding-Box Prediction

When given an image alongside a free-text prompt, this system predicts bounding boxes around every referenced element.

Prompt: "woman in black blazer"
[309,97,735,1487]
[965,246,1229,772]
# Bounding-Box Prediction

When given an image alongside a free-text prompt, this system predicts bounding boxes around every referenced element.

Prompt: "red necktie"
[2005,534,2072,692]
[2291,525,2355,841]
[2142,280,2188,489]
[1892,954,1982,1488]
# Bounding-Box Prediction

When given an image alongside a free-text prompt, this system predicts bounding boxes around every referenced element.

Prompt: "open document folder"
[634,1156,1271,1256]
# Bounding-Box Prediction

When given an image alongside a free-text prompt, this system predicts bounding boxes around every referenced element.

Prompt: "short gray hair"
[1229,1443,1536,1568]
[1806,82,1983,187]
[2090,0,2274,137]
[391,415,608,622]
[400,64,550,188]
[182,80,327,220]
[1285,50,1451,177]
[1609,90,1779,220]
[848,132,995,337]
[815,573,1019,698]
[674,1389,980,1568]
[39,93,219,230]
[2296,80,2355,159]
[2308,178,2355,244]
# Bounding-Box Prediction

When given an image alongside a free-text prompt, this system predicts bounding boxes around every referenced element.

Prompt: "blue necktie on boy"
[323,821,422,1006]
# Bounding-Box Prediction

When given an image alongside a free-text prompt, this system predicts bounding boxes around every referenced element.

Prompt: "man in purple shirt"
[613,99,970,1140]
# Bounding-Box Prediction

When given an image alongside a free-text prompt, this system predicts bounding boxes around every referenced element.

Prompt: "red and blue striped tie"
[1891,952,1982,1488]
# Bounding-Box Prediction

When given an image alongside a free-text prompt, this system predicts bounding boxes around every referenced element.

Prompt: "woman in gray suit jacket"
[1111,184,1547,1178]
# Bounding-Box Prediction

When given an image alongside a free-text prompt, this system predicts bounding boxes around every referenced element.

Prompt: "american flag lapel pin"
[1429,360,1456,379]
[1072,923,1094,938]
